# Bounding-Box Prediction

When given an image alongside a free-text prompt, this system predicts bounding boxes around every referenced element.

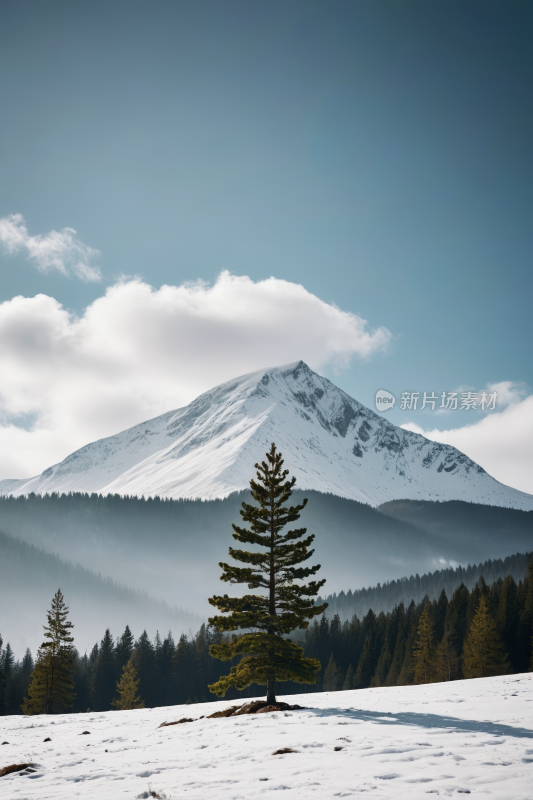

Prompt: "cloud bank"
[0,272,392,479]
[0,213,101,281]
[402,387,533,495]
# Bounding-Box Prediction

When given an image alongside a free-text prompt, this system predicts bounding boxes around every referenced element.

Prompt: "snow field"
[1,674,533,799]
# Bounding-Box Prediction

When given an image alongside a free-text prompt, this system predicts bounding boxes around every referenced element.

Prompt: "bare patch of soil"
[0,763,37,778]
[158,718,194,727]
[208,701,306,719]
[157,701,307,727]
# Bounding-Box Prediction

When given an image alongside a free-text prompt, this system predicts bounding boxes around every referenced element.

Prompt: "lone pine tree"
[22,589,76,714]
[208,443,327,704]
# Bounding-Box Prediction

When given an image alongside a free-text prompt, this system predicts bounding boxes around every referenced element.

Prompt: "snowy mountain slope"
[2,674,533,799]
[2,360,532,509]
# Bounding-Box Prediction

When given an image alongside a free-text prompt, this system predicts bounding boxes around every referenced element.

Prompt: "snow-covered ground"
[2,674,533,799]
[2,361,532,510]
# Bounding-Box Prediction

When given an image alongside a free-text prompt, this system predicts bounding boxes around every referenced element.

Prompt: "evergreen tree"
[21,647,50,715]
[462,595,510,679]
[396,600,419,686]
[322,654,343,692]
[312,615,333,685]
[371,608,400,687]
[208,443,327,703]
[514,577,530,672]
[371,640,391,687]
[111,659,145,710]
[444,583,470,673]
[384,603,407,686]
[342,663,354,690]
[353,610,379,688]
[433,588,448,641]
[155,632,175,707]
[519,563,533,672]
[3,643,15,713]
[172,633,191,704]
[72,649,91,712]
[0,634,5,715]
[22,589,76,714]
[115,625,134,672]
[152,631,163,702]
[91,629,117,711]
[132,630,155,706]
[14,649,34,711]
[328,614,343,663]
[496,575,519,671]
[413,603,437,684]
[89,642,99,666]
[434,633,459,682]
[191,624,211,703]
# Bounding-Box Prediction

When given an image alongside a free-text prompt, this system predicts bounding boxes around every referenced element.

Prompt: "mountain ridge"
[0,527,202,655]
[2,360,532,509]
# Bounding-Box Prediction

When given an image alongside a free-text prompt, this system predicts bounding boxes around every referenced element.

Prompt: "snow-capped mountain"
[2,361,532,509]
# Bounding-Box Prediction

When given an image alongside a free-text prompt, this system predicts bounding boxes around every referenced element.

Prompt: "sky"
[0,0,532,494]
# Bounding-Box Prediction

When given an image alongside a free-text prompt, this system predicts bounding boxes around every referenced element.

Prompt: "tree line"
[318,551,533,621]
[2,563,532,715]
[305,566,532,691]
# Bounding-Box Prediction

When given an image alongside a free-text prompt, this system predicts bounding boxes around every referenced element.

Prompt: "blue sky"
[0,1,532,491]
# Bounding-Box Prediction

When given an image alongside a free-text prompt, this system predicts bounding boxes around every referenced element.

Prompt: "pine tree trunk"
[44,668,52,714]
[267,486,276,707]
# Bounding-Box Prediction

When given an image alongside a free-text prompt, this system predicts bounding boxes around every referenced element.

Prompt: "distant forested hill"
[0,529,202,656]
[0,490,457,611]
[379,499,533,549]
[318,551,533,621]
[1,491,531,650]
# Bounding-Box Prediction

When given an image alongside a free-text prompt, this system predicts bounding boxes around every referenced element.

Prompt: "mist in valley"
[1,491,532,660]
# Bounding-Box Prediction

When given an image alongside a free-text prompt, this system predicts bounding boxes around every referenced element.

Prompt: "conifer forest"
[1,559,532,716]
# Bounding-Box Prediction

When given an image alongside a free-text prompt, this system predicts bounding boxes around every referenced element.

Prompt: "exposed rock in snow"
[2,361,532,509]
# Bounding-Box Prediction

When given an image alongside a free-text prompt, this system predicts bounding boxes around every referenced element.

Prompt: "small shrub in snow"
[136,787,168,799]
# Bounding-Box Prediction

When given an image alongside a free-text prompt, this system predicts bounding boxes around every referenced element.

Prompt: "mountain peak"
[1,363,532,510]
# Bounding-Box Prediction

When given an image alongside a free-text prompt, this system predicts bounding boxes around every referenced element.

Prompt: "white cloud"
[486,380,527,408]
[0,272,392,479]
[402,390,533,495]
[0,213,101,282]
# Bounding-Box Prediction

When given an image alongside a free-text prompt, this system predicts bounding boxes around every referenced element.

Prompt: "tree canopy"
[208,443,327,703]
